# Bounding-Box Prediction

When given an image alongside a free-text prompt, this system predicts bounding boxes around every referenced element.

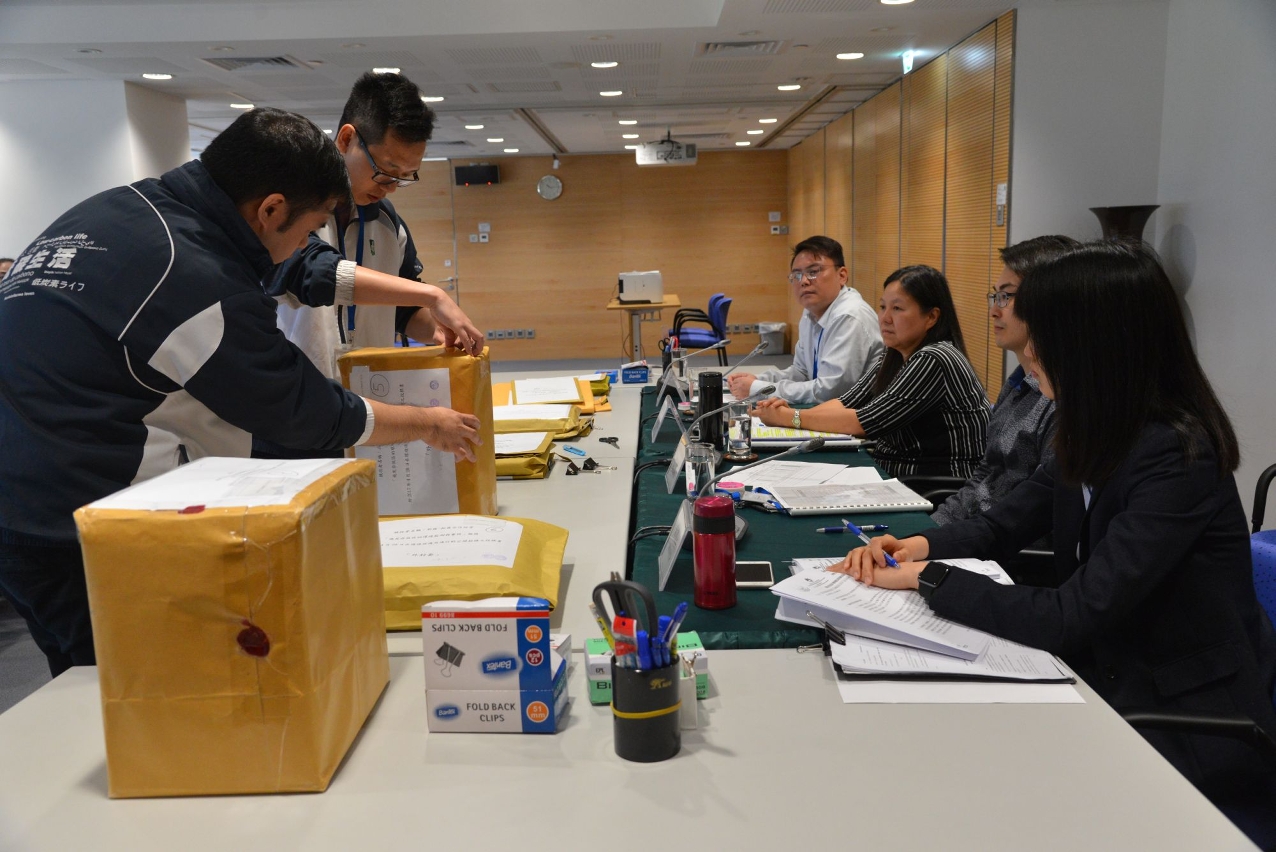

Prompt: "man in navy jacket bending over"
[0,108,481,676]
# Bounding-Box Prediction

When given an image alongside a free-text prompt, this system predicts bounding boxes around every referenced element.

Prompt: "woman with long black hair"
[755,265,988,477]
[840,240,1276,819]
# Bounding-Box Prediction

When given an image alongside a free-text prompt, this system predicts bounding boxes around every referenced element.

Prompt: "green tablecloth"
[628,387,935,649]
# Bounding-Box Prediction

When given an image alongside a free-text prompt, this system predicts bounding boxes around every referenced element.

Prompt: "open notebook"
[767,478,932,515]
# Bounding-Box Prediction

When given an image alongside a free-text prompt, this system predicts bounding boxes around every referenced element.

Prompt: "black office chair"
[1120,464,1276,849]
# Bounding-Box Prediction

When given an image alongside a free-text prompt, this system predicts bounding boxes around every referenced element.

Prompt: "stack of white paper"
[773,558,1083,703]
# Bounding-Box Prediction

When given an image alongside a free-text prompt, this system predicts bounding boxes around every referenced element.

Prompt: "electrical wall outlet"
[769,224,789,235]
[527,328,535,339]
[485,330,497,340]
[469,234,479,243]
[478,233,490,243]
[514,329,526,339]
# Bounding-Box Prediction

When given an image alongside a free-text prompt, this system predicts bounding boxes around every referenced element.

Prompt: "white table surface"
[0,652,1253,852]
[386,373,643,654]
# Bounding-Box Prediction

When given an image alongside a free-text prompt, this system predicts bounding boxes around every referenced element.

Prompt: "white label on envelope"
[348,366,459,515]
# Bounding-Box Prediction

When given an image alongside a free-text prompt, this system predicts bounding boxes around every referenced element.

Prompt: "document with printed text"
[379,516,523,569]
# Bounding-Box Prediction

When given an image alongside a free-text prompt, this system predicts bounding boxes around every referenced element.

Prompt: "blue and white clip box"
[422,597,555,692]
[422,597,570,733]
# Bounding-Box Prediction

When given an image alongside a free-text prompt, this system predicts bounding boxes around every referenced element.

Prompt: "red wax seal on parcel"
[236,620,271,657]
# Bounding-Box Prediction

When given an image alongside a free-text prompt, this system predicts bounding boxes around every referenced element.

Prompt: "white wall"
[1009,0,1169,244]
[0,80,189,259]
[123,82,189,181]
[0,81,133,257]
[1156,0,1276,522]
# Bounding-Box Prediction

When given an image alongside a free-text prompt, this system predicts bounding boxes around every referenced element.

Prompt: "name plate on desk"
[664,437,688,494]
[651,395,687,443]
[658,500,693,590]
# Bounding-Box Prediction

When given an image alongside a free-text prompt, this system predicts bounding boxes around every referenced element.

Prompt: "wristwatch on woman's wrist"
[917,562,951,601]
[791,409,802,429]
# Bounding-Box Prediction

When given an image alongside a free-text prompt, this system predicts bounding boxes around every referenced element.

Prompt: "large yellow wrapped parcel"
[75,457,389,798]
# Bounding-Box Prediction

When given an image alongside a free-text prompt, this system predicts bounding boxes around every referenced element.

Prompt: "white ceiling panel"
[0,0,1014,157]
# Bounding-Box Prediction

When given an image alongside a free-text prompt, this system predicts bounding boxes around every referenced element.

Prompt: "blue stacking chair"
[668,293,731,366]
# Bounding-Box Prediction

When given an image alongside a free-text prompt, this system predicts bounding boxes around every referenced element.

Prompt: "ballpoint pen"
[815,524,853,533]
[860,524,889,532]
[842,519,899,567]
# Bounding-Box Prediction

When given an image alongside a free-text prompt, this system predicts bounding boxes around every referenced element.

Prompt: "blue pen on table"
[860,524,889,532]
[815,524,852,534]
[842,519,899,567]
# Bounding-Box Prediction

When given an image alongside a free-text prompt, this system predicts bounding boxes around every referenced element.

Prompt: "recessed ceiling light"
[487,137,504,143]
[618,120,638,125]
[622,133,639,139]
[422,157,449,162]
[142,73,173,81]
[230,103,254,110]
[735,141,751,147]
[777,84,801,91]
[373,67,401,74]
[600,90,623,97]
[504,148,519,153]
[624,145,639,150]
[871,26,894,32]
[837,52,865,60]
[739,30,761,36]
[881,0,914,4]
[210,46,235,52]
[589,34,614,41]
[76,48,102,55]
[758,118,778,124]
[591,61,619,69]
[465,124,484,130]
[324,129,333,134]
[341,43,366,49]
[421,96,445,102]
[747,129,764,135]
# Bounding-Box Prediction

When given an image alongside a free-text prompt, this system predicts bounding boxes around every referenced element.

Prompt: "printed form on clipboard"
[766,477,933,515]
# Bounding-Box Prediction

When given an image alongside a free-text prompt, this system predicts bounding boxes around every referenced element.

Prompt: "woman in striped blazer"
[754,265,988,478]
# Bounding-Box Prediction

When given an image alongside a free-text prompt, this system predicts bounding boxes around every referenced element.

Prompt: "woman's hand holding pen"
[831,534,931,589]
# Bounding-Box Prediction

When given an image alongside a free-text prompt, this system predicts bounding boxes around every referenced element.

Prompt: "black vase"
[1089,205,1160,241]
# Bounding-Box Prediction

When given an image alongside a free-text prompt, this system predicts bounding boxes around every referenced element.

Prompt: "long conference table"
[0,365,1257,851]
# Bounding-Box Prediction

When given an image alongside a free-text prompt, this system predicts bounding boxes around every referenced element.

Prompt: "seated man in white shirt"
[726,235,882,404]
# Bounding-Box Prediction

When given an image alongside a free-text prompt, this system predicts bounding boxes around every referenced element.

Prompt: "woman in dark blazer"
[838,240,1276,810]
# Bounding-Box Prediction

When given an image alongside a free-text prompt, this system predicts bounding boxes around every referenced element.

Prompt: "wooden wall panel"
[944,24,998,397]
[396,151,789,361]
[824,112,854,254]
[620,149,791,357]
[989,10,1015,392]
[901,55,947,270]
[786,130,827,336]
[851,93,878,301]
[389,161,457,296]
[871,82,902,305]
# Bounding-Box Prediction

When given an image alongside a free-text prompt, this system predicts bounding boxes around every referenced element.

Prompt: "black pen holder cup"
[611,659,682,763]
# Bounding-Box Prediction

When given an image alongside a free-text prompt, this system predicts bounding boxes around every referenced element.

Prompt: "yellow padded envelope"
[75,458,389,798]
[379,515,568,630]
[339,346,497,517]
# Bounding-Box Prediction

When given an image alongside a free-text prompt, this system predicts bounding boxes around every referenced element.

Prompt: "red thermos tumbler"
[692,495,737,610]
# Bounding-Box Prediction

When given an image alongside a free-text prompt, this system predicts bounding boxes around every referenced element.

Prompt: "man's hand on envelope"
[364,400,482,462]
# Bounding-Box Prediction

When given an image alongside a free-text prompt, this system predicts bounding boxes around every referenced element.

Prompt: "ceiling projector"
[635,129,698,167]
